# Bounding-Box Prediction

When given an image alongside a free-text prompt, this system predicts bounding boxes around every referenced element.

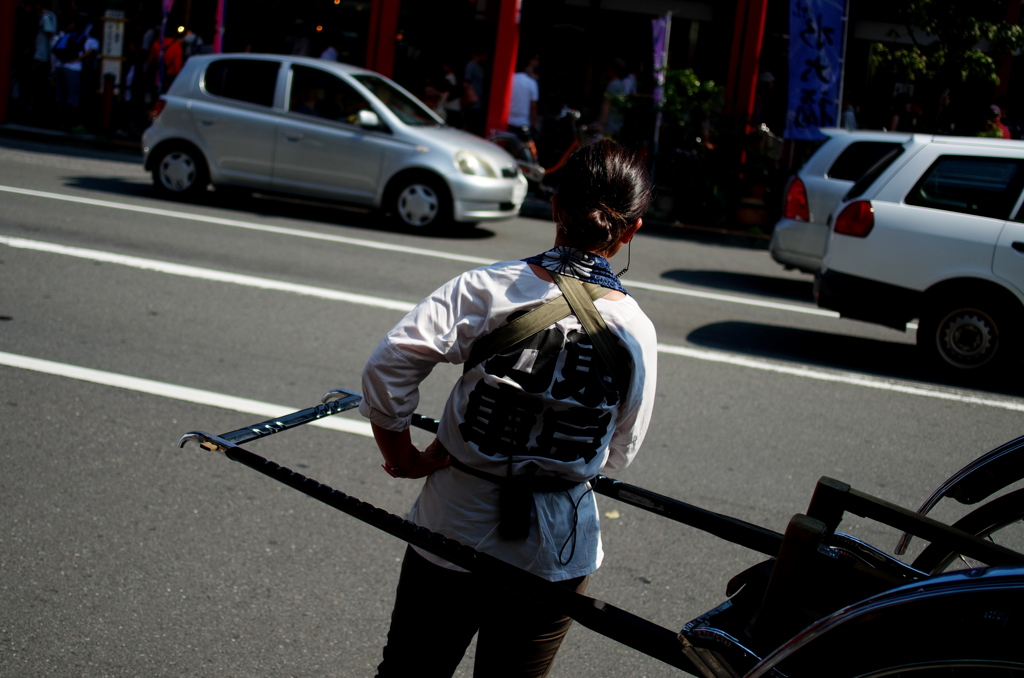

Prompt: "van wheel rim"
[397,184,439,226]
[937,310,997,368]
[160,152,196,192]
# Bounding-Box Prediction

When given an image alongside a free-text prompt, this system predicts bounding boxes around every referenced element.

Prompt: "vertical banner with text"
[652,14,671,110]
[650,12,672,163]
[785,0,846,140]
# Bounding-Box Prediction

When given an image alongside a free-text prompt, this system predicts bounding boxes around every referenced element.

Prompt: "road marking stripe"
[1,235,1013,410]
[0,184,491,265]
[0,183,829,317]
[658,344,1024,412]
[0,235,416,312]
[629,280,837,317]
[0,351,374,437]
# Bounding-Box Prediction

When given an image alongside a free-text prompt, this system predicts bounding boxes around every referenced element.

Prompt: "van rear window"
[826,141,902,181]
[906,155,1024,219]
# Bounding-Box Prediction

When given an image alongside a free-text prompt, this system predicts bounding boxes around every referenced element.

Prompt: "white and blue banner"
[652,14,671,109]
[785,0,846,140]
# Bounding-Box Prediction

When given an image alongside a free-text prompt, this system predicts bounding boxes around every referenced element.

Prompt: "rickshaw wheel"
[911,488,1024,574]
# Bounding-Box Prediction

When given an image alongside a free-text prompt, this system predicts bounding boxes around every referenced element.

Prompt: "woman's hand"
[405,439,452,479]
[373,423,450,479]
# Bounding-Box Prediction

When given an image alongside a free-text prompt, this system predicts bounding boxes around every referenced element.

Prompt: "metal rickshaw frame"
[178,388,1024,677]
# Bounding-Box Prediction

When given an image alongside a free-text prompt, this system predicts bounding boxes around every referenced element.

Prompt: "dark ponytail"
[554,139,653,253]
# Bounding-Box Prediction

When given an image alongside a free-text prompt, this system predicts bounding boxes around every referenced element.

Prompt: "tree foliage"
[658,68,724,143]
[870,0,1024,87]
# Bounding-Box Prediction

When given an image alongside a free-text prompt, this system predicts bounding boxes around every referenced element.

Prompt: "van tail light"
[834,200,875,237]
[149,99,167,121]
[783,177,810,221]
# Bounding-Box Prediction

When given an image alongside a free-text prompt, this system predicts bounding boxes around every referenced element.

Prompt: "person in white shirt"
[508,54,540,141]
[597,58,637,139]
[52,19,100,132]
[361,139,657,678]
[27,1,58,116]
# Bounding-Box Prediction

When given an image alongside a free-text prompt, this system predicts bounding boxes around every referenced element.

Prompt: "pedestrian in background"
[320,40,339,62]
[597,58,636,140]
[441,62,462,128]
[841,96,858,131]
[933,89,956,135]
[26,0,58,121]
[146,30,183,93]
[979,104,1011,139]
[508,53,540,148]
[52,16,100,133]
[463,49,487,135]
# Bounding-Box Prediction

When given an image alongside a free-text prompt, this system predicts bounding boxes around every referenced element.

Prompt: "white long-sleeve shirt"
[360,260,657,580]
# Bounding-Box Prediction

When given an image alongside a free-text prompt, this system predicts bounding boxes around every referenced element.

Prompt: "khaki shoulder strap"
[549,271,629,391]
[464,277,606,373]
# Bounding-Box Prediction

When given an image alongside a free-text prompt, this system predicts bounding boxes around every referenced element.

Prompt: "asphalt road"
[2,137,1023,677]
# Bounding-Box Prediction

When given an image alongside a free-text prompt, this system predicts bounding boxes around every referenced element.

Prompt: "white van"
[816,134,1024,376]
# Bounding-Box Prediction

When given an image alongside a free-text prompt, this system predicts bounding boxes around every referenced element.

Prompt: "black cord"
[615,240,631,278]
[558,484,595,565]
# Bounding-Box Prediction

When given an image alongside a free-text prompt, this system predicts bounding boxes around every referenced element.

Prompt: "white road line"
[3,345,1023,415]
[630,279,836,317]
[0,235,416,312]
[0,184,491,265]
[0,351,374,437]
[1,234,1014,410]
[0,183,828,317]
[657,345,1024,412]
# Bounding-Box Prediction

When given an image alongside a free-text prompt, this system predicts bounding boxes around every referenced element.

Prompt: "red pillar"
[486,0,521,136]
[0,0,16,124]
[365,0,400,77]
[213,0,226,53]
[724,0,768,131]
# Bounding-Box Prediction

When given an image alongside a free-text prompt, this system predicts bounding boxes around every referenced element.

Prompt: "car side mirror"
[357,110,381,129]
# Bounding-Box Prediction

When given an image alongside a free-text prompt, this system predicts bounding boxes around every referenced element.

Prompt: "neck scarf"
[523,245,627,294]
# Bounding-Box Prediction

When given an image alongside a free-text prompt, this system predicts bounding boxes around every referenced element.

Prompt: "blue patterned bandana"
[523,246,627,294]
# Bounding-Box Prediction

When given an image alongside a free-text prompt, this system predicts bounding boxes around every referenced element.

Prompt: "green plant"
[659,68,724,145]
[869,1,1024,88]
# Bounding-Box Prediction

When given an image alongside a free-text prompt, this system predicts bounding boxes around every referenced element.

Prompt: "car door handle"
[284,132,304,142]
[1013,241,1024,253]
[199,120,215,126]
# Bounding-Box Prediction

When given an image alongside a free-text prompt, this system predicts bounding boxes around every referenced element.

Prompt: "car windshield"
[353,75,442,127]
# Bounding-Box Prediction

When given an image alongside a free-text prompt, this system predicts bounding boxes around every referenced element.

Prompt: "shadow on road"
[67,176,154,199]
[63,177,499,242]
[662,269,814,303]
[687,321,1024,397]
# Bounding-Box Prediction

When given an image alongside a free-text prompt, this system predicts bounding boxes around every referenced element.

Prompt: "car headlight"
[455,151,497,178]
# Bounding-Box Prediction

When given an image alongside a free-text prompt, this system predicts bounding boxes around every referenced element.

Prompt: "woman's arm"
[372,423,450,479]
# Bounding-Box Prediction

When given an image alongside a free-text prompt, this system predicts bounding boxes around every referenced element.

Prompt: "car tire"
[918,296,1017,374]
[385,174,452,232]
[152,143,210,199]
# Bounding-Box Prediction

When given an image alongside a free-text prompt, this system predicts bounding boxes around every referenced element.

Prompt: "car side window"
[906,155,1024,220]
[289,65,375,126]
[203,59,280,107]
[826,142,901,181]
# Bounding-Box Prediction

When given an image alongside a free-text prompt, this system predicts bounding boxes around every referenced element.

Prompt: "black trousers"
[375,546,588,678]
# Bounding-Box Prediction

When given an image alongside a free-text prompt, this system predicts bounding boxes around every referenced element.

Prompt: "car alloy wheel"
[159,151,198,193]
[396,183,440,227]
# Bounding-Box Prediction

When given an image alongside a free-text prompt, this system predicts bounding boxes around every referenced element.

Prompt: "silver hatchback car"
[142,54,528,231]
[769,129,910,272]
